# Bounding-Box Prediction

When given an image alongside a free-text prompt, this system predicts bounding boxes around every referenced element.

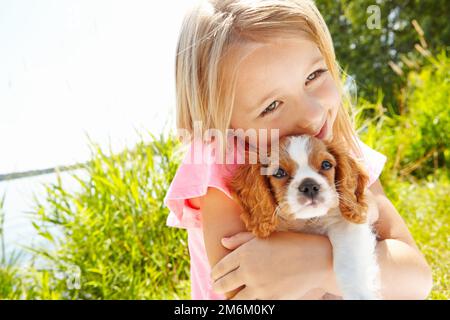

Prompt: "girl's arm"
[199,186,248,298]
[322,179,433,299]
[200,186,334,299]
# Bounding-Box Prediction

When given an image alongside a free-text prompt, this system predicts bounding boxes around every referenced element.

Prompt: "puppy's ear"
[227,157,279,238]
[328,141,369,224]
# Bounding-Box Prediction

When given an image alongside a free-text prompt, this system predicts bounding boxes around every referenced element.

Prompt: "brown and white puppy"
[227,135,380,300]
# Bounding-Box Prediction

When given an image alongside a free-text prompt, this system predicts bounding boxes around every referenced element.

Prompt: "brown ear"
[328,141,369,224]
[226,160,279,238]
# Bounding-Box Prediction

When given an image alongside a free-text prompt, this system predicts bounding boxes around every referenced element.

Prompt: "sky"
[0,0,201,261]
[0,0,198,175]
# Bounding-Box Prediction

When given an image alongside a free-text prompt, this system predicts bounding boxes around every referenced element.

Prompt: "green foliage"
[315,0,450,109]
[357,50,449,180]
[355,49,450,299]
[0,132,191,299]
[403,51,450,175]
[388,175,450,300]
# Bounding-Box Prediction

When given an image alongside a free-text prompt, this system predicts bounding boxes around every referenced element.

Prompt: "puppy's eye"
[321,160,332,170]
[273,168,287,179]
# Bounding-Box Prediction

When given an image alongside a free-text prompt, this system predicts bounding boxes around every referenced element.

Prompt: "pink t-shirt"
[163,135,387,300]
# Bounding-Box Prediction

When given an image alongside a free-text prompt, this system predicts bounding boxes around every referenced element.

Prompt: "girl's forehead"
[225,36,322,80]
[225,36,324,109]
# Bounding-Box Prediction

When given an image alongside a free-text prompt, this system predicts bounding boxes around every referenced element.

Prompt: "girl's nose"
[294,95,326,135]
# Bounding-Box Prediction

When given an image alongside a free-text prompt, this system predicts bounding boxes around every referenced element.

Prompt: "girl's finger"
[230,286,256,300]
[211,269,245,294]
[210,251,240,282]
[221,231,255,250]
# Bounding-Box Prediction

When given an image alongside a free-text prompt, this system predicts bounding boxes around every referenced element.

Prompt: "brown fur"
[326,139,369,224]
[226,136,370,239]
[226,153,279,238]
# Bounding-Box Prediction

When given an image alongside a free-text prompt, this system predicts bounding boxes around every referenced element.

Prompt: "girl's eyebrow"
[248,55,325,112]
[310,55,325,66]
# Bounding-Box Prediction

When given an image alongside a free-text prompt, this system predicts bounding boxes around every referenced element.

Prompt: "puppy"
[227,135,380,300]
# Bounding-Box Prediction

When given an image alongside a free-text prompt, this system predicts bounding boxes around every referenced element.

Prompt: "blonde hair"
[175,0,363,158]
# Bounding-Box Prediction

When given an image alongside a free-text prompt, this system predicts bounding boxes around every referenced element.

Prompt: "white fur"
[286,136,338,219]
[278,136,381,300]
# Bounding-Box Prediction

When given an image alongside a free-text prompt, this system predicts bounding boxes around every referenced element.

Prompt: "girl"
[164,0,432,299]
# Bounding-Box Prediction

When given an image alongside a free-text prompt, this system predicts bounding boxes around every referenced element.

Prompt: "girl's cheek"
[312,75,341,118]
[320,76,341,104]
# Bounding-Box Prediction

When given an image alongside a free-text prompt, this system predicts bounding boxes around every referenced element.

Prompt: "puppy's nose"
[298,178,320,198]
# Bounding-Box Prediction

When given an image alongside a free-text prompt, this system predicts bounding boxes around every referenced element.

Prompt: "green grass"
[390,175,450,300]
[371,172,449,300]
[356,49,450,299]
[0,132,191,299]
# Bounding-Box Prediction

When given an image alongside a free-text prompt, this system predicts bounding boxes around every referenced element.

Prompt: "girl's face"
[229,36,340,147]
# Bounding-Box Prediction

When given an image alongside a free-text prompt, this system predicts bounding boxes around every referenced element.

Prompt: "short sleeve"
[355,137,388,187]
[163,138,238,229]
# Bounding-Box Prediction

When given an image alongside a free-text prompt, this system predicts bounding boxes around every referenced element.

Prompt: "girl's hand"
[210,231,334,299]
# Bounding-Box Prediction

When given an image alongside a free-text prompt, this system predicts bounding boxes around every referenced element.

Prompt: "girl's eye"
[260,100,281,117]
[273,167,287,179]
[305,68,328,85]
[321,160,332,170]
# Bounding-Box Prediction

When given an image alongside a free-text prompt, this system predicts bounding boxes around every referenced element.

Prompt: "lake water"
[0,169,87,264]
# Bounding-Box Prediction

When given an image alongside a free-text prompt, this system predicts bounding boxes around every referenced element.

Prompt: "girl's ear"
[227,160,279,238]
[328,141,369,224]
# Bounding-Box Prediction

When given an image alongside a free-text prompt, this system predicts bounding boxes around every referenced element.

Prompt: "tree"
[315,0,450,113]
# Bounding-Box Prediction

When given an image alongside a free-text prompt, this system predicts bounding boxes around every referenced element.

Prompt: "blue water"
[0,169,87,265]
